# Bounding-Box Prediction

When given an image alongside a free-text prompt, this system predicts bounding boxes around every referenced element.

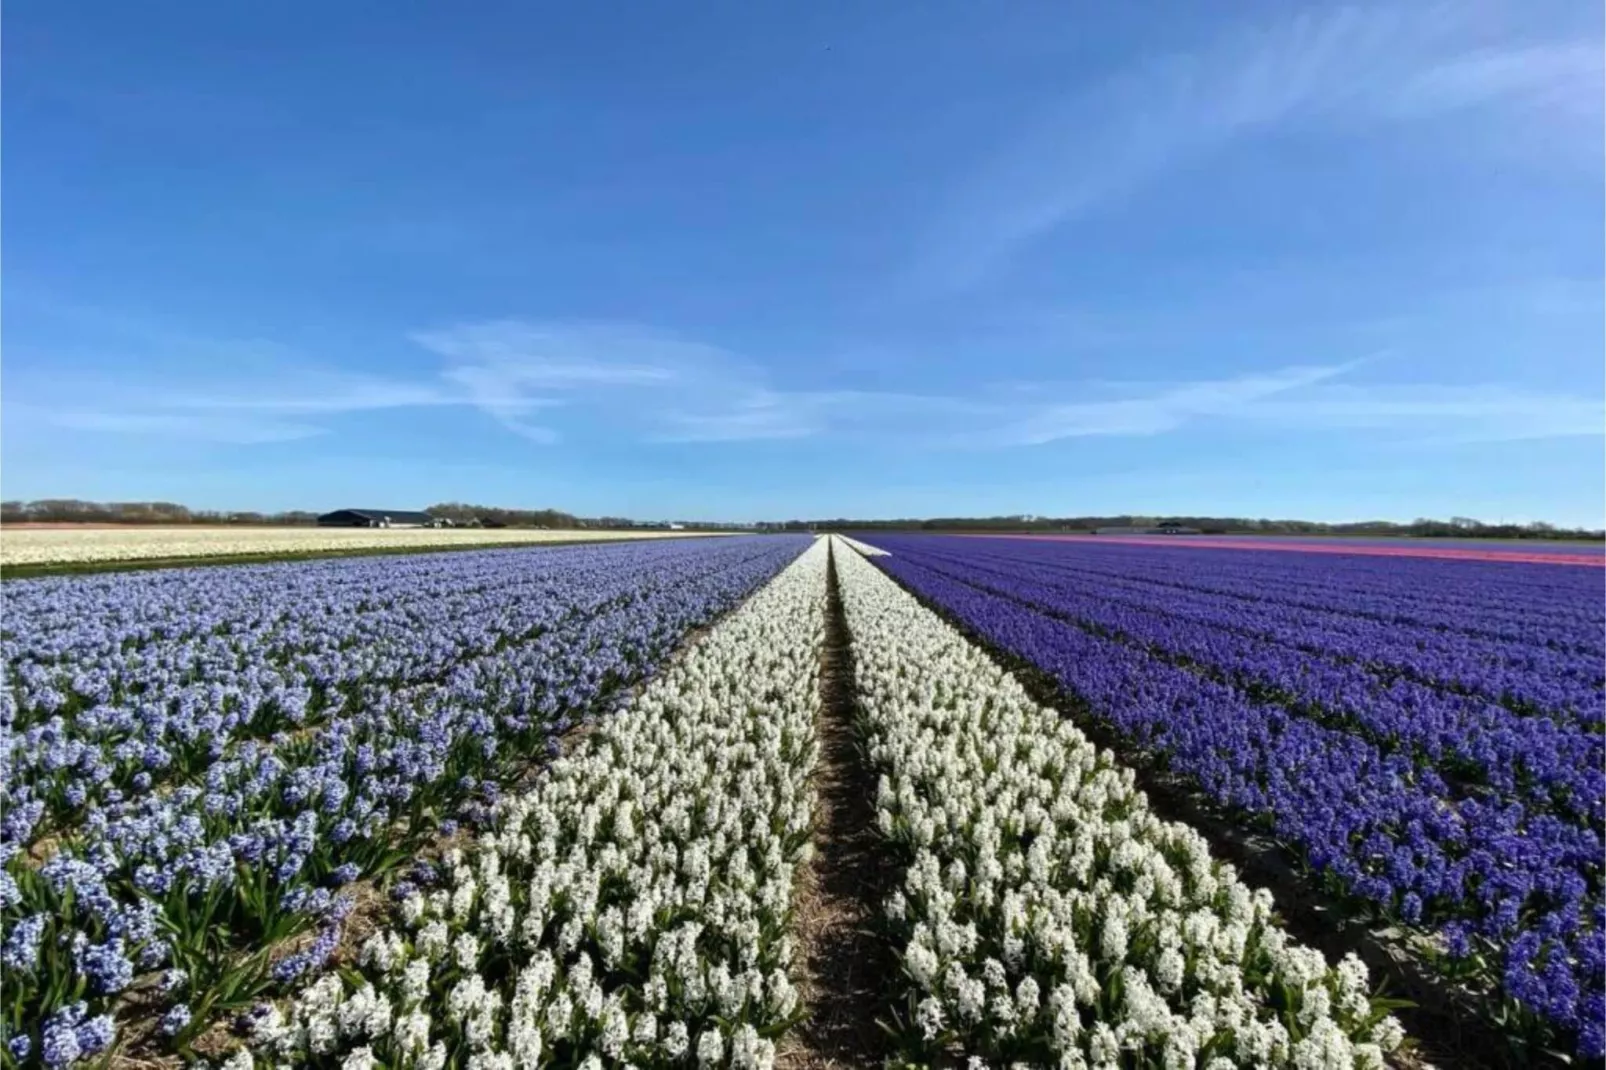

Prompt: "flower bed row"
[0,537,809,1067]
[982,537,1603,654]
[863,537,1603,1060]
[4,539,792,780]
[233,537,830,1068]
[833,535,888,557]
[892,545,1603,825]
[831,539,1405,1069]
[936,539,1603,721]
[4,539,798,843]
[0,527,713,568]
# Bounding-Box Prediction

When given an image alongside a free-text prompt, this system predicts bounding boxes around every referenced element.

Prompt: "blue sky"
[4,1,1602,525]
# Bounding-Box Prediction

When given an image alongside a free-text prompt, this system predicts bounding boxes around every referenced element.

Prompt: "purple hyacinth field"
[861,533,1606,1062]
[0,536,809,1066]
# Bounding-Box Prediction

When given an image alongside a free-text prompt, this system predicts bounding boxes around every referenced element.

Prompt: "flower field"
[834,547,1403,1068]
[250,537,830,1069]
[1,531,1592,1067]
[861,534,1605,1062]
[0,527,720,569]
[1,537,808,1066]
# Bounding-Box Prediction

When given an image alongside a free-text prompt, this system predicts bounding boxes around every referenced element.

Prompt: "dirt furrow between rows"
[780,542,897,1069]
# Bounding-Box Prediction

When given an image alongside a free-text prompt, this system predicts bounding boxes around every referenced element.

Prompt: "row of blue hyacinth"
[906,540,1604,825]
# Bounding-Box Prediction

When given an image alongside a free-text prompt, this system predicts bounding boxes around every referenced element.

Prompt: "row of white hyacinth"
[830,538,1406,1070]
[232,539,829,1069]
[831,534,889,557]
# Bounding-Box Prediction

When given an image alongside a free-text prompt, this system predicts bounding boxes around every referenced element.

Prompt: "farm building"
[316,509,436,529]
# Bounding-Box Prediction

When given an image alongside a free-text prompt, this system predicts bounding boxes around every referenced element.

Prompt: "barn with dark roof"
[316,509,436,528]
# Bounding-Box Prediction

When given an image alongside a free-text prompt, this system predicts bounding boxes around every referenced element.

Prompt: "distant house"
[317,509,435,529]
[667,522,686,531]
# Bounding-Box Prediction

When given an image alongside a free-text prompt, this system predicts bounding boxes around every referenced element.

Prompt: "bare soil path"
[780,542,897,1069]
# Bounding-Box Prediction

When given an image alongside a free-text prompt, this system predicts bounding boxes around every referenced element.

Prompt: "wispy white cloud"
[654,391,824,443]
[18,320,757,447]
[412,321,699,443]
[17,317,1600,450]
[414,322,683,388]
[996,364,1356,444]
[915,3,1602,291]
[46,410,327,444]
[413,323,1600,447]
[164,374,459,414]
[1387,42,1602,120]
[652,389,999,444]
[433,364,564,443]
[1242,383,1606,442]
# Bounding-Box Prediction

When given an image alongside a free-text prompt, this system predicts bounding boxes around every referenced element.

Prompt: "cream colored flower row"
[0,526,723,567]
[238,539,829,1069]
[830,537,1405,1070]
[832,534,889,557]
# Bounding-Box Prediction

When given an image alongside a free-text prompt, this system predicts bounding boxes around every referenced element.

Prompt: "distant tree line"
[423,505,750,530]
[0,499,738,532]
[788,514,1605,541]
[0,500,321,525]
[423,502,582,529]
[6,500,1597,541]
[420,504,751,530]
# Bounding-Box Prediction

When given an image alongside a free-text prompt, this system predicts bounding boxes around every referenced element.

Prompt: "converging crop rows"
[865,534,1604,1064]
[2,532,1593,1067]
[2,538,807,1067]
